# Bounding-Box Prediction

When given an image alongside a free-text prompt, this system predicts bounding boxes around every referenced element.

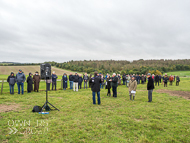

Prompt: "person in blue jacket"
[62,73,67,90]
[78,74,83,89]
[15,69,26,94]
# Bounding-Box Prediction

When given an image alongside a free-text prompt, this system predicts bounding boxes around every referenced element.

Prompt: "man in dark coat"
[105,75,112,96]
[52,71,58,90]
[78,74,83,89]
[62,73,67,90]
[69,73,73,90]
[111,73,118,98]
[163,74,169,87]
[147,73,154,102]
[89,71,101,105]
[73,72,79,92]
[83,73,89,89]
[155,74,160,86]
[122,74,126,85]
[33,71,41,92]
[7,72,16,94]
[27,73,33,93]
[159,75,162,83]
[176,76,180,86]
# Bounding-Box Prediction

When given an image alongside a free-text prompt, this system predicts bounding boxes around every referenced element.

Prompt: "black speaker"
[40,63,51,79]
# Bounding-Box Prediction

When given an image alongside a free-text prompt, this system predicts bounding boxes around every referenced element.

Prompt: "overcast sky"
[0,0,190,63]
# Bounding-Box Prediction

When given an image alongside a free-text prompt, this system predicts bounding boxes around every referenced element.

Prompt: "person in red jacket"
[169,75,174,85]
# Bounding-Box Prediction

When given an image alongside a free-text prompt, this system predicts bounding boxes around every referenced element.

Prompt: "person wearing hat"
[147,73,154,102]
[62,73,68,90]
[33,71,41,92]
[27,73,33,93]
[73,72,79,92]
[15,69,26,94]
[52,71,58,90]
[128,76,137,101]
[7,72,16,94]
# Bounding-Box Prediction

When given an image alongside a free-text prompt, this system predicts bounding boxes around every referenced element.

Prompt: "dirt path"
[0,104,20,113]
[156,89,190,100]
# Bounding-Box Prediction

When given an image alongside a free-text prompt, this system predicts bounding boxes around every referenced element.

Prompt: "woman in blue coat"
[62,73,68,90]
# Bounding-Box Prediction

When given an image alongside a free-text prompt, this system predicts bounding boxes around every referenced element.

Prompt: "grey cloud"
[0,0,190,63]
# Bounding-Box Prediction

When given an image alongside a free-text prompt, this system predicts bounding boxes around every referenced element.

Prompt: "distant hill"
[0,65,77,75]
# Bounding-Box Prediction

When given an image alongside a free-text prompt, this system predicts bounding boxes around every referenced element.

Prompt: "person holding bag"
[128,76,137,101]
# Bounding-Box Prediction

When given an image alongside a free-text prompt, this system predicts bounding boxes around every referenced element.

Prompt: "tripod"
[41,76,59,111]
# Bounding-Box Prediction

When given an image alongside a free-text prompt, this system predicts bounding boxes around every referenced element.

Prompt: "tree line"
[49,59,190,75]
[1,59,190,75]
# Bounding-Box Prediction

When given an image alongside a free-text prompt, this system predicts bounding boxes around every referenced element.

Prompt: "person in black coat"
[147,73,154,102]
[27,73,33,93]
[62,73,68,90]
[105,75,112,96]
[7,72,16,94]
[122,74,126,85]
[78,74,83,89]
[89,72,101,105]
[73,72,79,92]
[155,74,160,86]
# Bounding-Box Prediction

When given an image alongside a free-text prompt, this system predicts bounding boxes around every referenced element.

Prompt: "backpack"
[32,106,42,112]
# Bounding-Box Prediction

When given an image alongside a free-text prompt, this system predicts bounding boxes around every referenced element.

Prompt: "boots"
[130,95,132,100]
[133,96,135,101]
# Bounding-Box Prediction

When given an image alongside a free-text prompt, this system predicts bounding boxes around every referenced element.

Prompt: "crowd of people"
[6,69,181,105]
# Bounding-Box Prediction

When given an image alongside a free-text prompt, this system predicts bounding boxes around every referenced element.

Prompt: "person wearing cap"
[69,73,73,89]
[128,76,137,101]
[33,71,41,92]
[7,72,16,94]
[147,73,154,102]
[111,73,118,98]
[62,73,68,90]
[73,72,79,92]
[52,71,58,90]
[16,69,26,94]
[27,73,33,93]
[89,71,102,105]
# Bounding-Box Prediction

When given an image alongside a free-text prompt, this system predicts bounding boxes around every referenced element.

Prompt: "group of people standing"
[6,69,181,105]
[7,70,41,94]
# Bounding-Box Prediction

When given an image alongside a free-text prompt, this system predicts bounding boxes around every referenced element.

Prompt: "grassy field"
[0,66,81,76]
[0,78,190,142]
[166,71,190,77]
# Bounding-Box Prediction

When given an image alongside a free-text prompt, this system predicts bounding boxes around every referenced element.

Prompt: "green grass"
[0,79,190,142]
[166,71,190,77]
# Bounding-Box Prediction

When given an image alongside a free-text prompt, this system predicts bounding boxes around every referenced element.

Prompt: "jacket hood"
[10,72,14,76]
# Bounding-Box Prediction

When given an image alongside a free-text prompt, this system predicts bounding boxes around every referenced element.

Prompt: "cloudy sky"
[0,0,190,63]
